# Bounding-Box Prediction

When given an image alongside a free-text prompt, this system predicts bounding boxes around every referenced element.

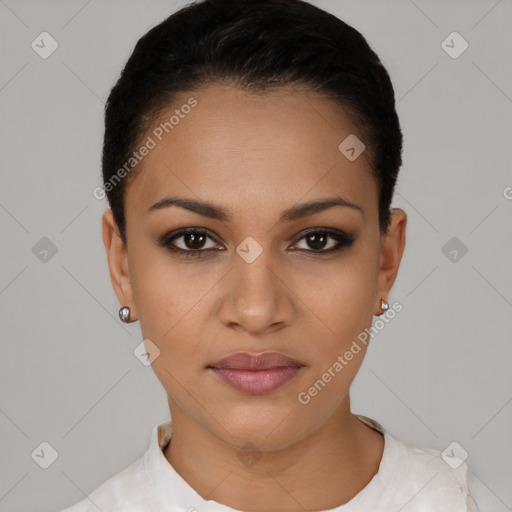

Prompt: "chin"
[210,403,313,451]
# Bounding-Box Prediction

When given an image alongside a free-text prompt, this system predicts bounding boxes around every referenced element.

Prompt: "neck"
[163,399,384,511]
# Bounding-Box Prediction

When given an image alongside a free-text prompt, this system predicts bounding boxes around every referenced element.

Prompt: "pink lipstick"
[208,351,304,395]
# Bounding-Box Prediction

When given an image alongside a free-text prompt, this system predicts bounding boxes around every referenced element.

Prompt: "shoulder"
[55,454,159,512]
[384,433,481,511]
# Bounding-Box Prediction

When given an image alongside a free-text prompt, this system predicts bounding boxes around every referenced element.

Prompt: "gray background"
[0,0,511,510]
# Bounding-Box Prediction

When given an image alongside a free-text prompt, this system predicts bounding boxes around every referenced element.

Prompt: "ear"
[102,208,138,321]
[375,208,407,315]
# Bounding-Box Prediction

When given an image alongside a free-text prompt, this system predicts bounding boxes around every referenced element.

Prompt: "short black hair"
[102,0,403,246]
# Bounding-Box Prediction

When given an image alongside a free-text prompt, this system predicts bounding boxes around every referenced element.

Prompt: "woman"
[60,0,484,509]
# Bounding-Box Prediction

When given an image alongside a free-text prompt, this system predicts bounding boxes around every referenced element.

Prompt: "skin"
[102,84,407,511]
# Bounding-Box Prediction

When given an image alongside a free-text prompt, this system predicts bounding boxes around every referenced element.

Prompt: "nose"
[217,248,296,336]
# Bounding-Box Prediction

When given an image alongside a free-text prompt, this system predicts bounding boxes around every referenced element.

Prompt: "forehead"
[126,84,377,222]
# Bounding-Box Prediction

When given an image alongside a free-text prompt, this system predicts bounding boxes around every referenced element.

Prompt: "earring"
[119,306,131,323]
[380,299,389,313]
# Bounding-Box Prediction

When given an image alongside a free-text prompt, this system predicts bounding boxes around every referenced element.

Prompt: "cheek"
[295,253,377,351]
[295,265,376,412]
[128,249,215,374]
[128,244,193,334]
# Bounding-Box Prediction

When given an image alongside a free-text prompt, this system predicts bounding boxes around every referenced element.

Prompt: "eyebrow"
[148,196,364,222]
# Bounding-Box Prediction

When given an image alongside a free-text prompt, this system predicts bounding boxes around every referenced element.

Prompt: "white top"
[58,415,489,511]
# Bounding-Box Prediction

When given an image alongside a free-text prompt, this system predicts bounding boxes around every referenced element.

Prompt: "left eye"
[292,230,354,252]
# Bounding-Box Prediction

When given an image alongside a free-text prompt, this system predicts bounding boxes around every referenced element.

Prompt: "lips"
[208,351,304,395]
[210,351,304,370]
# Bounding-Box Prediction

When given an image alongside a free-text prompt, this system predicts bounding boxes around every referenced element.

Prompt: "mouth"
[207,351,305,395]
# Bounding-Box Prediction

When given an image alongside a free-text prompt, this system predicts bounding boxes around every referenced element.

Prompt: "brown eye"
[160,227,354,259]
[161,228,222,257]
[178,231,209,250]
[304,232,330,251]
[293,229,355,253]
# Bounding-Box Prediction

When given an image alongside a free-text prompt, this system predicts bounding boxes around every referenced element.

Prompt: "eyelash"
[159,227,355,259]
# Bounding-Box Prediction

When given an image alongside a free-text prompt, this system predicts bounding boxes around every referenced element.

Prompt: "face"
[103,84,406,451]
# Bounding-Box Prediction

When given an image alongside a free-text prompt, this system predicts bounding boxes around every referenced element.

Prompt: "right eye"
[160,228,224,258]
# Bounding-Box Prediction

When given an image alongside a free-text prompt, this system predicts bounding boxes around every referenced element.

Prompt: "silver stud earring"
[380,299,389,313]
[119,306,131,323]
